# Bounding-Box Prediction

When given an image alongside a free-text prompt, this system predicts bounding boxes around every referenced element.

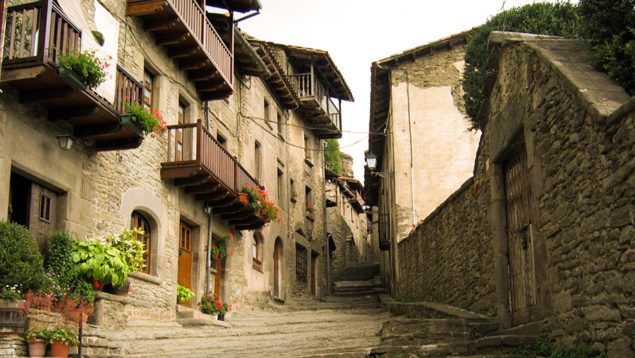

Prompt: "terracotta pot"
[28,338,46,357]
[50,340,70,358]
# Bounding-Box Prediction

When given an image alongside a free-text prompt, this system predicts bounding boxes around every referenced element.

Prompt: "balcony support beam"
[49,105,99,121]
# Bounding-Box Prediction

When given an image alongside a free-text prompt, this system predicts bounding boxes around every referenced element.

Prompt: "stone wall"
[394,33,635,355]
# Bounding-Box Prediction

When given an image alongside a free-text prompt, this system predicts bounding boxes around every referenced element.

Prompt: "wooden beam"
[73,122,121,137]
[156,32,190,47]
[169,46,200,59]
[126,0,167,16]
[196,80,225,92]
[234,222,265,231]
[49,105,99,121]
[20,88,73,103]
[185,183,221,194]
[161,166,203,180]
[144,18,179,33]
[195,190,228,201]
[173,174,209,187]
[180,57,209,71]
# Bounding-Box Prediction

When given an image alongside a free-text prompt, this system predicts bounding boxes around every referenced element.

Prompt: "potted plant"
[48,328,78,358]
[240,185,281,223]
[176,284,195,305]
[105,228,146,294]
[57,50,109,90]
[71,240,130,289]
[26,328,49,357]
[122,102,167,137]
[198,294,229,320]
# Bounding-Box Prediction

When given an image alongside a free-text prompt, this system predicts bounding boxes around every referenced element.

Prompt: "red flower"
[197,302,201,305]
[213,253,219,260]
[93,280,101,289]
[228,231,235,239]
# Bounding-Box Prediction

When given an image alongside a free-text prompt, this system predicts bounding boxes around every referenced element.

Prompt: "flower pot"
[50,340,70,358]
[238,192,249,205]
[120,115,144,136]
[106,279,131,296]
[28,338,46,357]
[58,67,86,91]
[217,313,225,321]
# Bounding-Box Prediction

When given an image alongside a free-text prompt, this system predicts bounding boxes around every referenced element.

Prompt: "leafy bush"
[71,240,129,288]
[26,328,50,342]
[462,2,581,129]
[48,328,78,346]
[325,139,343,175]
[0,285,23,300]
[106,228,146,273]
[123,102,167,136]
[0,221,46,292]
[176,284,195,303]
[46,231,95,303]
[579,0,635,95]
[58,50,109,89]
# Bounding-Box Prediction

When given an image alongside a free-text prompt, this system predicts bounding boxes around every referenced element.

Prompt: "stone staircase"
[369,295,541,357]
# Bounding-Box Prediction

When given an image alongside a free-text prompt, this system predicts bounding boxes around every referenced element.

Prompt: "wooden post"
[196,119,202,165]
[310,62,315,97]
[40,0,53,65]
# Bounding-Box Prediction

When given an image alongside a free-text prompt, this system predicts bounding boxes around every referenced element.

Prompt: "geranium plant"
[210,232,235,261]
[198,294,230,315]
[241,185,281,222]
[58,50,109,89]
[123,102,167,136]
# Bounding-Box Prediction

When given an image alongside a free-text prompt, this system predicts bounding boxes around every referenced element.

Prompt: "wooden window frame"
[252,233,263,272]
[143,69,155,111]
[295,244,308,283]
[131,211,152,275]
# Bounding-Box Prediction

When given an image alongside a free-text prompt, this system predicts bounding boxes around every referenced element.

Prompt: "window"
[264,99,273,129]
[39,195,51,222]
[277,167,284,207]
[252,232,263,271]
[143,70,154,111]
[277,112,283,137]
[305,186,314,218]
[217,133,227,148]
[295,244,307,283]
[304,134,311,161]
[178,101,187,124]
[131,211,152,274]
[289,179,297,203]
[254,141,262,181]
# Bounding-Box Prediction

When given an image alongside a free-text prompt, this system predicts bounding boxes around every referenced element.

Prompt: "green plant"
[123,102,167,136]
[0,221,46,292]
[48,328,78,346]
[58,50,109,89]
[71,240,129,288]
[462,2,581,129]
[210,232,235,261]
[0,284,23,300]
[198,294,230,315]
[579,0,635,95]
[176,284,195,303]
[92,30,105,46]
[508,332,606,358]
[241,185,281,222]
[46,231,96,303]
[106,228,146,272]
[324,139,343,175]
[26,328,50,342]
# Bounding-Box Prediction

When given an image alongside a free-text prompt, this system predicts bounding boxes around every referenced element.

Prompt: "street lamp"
[56,135,74,151]
[365,152,378,171]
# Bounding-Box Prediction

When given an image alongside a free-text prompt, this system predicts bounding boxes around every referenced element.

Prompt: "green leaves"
[71,239,130,288]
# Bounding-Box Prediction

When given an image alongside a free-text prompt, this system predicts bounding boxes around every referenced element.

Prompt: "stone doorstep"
[333,279,376,288]
[176,305,231,328]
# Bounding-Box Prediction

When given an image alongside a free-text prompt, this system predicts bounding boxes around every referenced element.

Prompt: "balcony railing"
[115,65,144,114]
[287,73,342,134]
[164,120,259,193]
[4,0,80,69]
[127,0,233,99]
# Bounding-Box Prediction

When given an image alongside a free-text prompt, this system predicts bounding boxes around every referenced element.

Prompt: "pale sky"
[240,0,572,182]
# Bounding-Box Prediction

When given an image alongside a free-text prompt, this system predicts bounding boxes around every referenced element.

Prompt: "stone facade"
[392,32,635,355]
[0,0,351,344]
[365,29,481,293]
[326,172,372,279]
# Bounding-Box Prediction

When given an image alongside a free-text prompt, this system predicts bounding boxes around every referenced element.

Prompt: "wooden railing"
[114,65,144,113]
[4,0,81,68]
[166,120,259,193]
[287,73,341,131]
[166,0,232,84]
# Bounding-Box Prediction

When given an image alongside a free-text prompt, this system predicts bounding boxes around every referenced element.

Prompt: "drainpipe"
[204,205,213,294]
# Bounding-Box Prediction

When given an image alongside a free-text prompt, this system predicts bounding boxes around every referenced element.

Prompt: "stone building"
[0,0,352,341]
[388,32,635,356]
[325,168,372,280]
[364,29,480,292]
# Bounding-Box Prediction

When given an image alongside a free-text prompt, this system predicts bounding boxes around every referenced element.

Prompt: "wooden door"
[310,253,317,296]
[210,237,223,299]
[273,239,282,297]
[504,144,536,325]
[178,222,193,293]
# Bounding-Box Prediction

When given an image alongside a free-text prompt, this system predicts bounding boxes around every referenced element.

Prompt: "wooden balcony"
[127,0,233,100]
[161,120,266,230]
[2,1,145,151]
[287,73,342,138]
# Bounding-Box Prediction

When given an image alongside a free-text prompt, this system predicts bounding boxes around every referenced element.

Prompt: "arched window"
[131,211,152,274]
[252,232,263,272]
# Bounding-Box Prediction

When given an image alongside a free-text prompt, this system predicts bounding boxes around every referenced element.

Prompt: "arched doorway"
[273,237,283,298]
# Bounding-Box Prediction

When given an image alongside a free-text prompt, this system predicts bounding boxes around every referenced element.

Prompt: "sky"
[240,0,571,182]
